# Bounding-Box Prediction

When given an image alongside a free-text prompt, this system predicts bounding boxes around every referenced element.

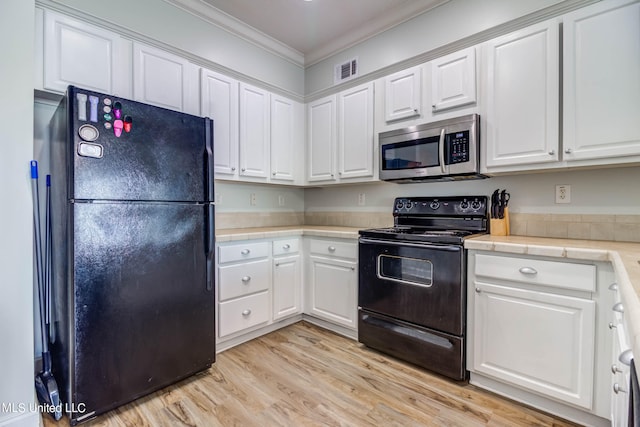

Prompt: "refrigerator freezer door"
[69,202,215,420]
[68,87,213,203]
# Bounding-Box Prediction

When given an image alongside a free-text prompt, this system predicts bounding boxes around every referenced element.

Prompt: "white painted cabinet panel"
[239,83,270,179]
[563,0,640,161]
[308,256,357,329]
[307,96,337,182]
[472,282,595,409]
[384,66,422,122]
[273,254,302,320]
[133,42,193,112]
[484,20,559,169]
[431,47,476,112]
[218,291,270,338]
[338,82,374,179]
[201,68,239,177]
[43,9,130,96]
[271,95,300,183]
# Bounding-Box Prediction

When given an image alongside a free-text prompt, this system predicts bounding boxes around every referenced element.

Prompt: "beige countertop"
[215,226,640,375]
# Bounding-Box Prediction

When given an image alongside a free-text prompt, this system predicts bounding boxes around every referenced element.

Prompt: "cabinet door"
[484,20,560,168]
[307,96,337,182]
[43,10,130,96]
[201,69,239,177]
[338,82,374,179]
[270,95,300,182]
[431,47,476,112]
[239,83,270,179]
[384,66,422,122]
[133,42,192,112]
[273,255,302,320]
[308,256,357,329]
[563,0,640,161]
[472,282,595,409]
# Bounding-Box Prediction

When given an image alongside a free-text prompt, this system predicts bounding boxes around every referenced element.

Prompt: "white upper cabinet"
[200,69,239,178]
[484,20,560,169]
[271,95,303,183]
[133,42,197,113]
[42,9,131,96]
[338,82,374,179]
[239,83,270,179]
[563,0,640,162]
[431,46,477,112]
[307,96,337,183]
[384,66,422,122]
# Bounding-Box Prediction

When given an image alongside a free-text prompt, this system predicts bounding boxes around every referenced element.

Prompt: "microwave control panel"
[447,130,470,164]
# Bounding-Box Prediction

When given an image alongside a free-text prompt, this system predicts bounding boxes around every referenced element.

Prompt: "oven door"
[358,237,464,336]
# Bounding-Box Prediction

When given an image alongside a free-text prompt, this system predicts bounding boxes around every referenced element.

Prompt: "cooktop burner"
[359,196,488,245]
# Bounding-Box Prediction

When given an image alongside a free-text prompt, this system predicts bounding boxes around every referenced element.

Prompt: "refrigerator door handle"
[205,118,214,202]
[205,203,215,291]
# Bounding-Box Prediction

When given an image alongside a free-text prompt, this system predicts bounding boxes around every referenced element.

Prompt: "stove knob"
[429,201,440,210]
[395,201,405,210]
[460,200,470,210]
[471,200,482,210]
[405,201,413,210]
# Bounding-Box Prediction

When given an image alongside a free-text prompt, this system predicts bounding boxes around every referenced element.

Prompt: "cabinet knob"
[328,246,336,252]
[565,148,573,154]
[613,302,624,313]
[519,267,538,275]
[548,150,555,155]
[241,249,250,255]
[432,105,436,110]
[272,172,276,176]
[241,276,251,283]
[414,108,418,113]
[241,168,246,172]
[475,287,481,293]
[609,282,618,291]
[609,322,617,330]
[351,266,355,271]
[619,349,633,366]
[612,364,623,374]
[275,263,280,267]
[231,167,236,171]
[283,244,290,249]
[613,383,627,394]
[242,309,252,317]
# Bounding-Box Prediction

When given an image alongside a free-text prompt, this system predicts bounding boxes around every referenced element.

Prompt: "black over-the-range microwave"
[379,113,485,182]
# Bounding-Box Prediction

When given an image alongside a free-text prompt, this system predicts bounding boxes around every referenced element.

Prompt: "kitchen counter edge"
[216,226,361,242]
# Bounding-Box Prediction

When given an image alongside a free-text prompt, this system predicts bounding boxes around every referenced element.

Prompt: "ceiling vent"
[334,57,358,85]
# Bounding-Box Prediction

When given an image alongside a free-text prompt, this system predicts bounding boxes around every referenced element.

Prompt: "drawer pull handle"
[350,266,355,271]
[609,282,618,291]
[519,267,537,275]
[275,263,280,267]
[613,383,627,394]
[619,349,633,366]
[613,302,624,313]
[241,249,250,255]
[612,364,623,374]
[283,244,290,249]
[242,309,251,317]
[241,276,251,283]
[328,246,336,252]
[609,322,617,330]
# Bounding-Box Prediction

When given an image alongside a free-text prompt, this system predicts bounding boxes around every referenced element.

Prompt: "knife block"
[490,207,510,236]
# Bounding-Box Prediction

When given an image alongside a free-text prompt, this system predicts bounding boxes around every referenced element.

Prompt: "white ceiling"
[189,0,449,65]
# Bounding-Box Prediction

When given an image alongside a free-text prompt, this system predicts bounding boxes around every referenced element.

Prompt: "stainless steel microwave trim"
[379,113,485,183]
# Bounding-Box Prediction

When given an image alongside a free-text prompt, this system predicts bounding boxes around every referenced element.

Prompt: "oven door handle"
[359,237,462,252]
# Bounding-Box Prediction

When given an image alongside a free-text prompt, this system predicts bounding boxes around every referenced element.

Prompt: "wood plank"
[42,322,580,426]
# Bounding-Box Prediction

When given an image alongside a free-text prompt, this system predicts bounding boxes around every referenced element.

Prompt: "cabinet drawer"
[218,241,269,263]
[273,238,299,256]
[475,253,595,292]
[218,259,269,301]
[219,291,269,337]
[309,239,357,260]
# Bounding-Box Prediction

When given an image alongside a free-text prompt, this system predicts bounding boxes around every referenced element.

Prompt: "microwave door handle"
[439,128,446,174]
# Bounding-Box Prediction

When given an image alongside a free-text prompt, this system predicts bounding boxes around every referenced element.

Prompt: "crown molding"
[165,0,305,67]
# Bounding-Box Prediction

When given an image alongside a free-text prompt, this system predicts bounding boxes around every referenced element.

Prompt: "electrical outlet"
[250,193,256,206]
[358,193,366,206]
[555,185,571,204]
[278,195,285,207]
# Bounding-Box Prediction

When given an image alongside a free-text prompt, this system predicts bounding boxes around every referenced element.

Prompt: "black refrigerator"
[49,86,215,425]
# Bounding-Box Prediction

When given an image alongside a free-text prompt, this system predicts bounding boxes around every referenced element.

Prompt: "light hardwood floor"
[43,322,580,426]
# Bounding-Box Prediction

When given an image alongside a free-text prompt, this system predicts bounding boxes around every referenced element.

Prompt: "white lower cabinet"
[468,250,614,426]
[217,237,302,345]
[305,238,358,331]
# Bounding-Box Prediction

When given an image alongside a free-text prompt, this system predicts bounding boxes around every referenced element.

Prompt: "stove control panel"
[393,196,487,216]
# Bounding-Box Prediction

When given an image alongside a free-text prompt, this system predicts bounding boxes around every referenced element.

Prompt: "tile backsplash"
[216,211,640,243]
